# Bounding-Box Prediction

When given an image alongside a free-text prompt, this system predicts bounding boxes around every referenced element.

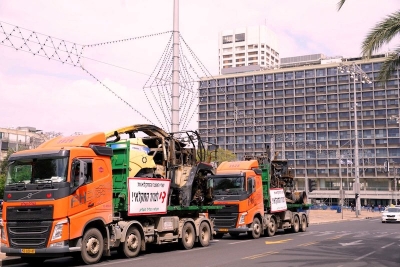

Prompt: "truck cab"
[210,158,309,239]
[1,133,113,262]
[210,160,264,238]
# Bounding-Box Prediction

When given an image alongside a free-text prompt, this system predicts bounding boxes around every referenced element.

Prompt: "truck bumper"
[215,227,250,234]
[1,243,73,257]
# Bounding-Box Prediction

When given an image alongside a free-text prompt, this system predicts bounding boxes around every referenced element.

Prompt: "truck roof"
[38,132,107,149]
[217,160,259,171]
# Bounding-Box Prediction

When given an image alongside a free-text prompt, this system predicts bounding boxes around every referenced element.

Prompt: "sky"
[0,0,398,136]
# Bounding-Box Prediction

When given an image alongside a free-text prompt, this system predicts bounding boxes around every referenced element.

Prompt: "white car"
[381,207,400,223]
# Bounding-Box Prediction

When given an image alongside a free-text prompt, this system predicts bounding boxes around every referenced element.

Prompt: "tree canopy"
[337,1,400,82]
[0,150,13,199]
[198,148,237,165]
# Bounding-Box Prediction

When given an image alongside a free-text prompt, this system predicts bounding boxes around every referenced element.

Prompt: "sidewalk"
[0,209,382,265]
[308,208,382,224]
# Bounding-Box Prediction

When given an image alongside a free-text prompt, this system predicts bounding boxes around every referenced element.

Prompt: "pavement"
[0,209,382,266]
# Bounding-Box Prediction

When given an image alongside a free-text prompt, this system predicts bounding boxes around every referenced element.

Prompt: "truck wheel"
[300,215,307,232]
[291,215,300,233]
[265,217,276,237]
[118,226,141,258]
[198,221,211,247]
[247,217,261,239]
[81,228,104,265]
[181,222,195,249]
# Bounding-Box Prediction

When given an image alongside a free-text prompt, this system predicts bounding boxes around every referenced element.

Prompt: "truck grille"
[7,221,52,249]
[6,206,53,221]
[210,205,239,228]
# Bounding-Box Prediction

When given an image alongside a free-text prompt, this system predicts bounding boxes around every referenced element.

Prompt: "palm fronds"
[361,11,400,58]
[377,46,400,82]
[336,0,346,11]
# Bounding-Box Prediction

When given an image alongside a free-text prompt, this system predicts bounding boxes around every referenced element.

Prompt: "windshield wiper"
[8,182,26,191]
[35,179,54,189]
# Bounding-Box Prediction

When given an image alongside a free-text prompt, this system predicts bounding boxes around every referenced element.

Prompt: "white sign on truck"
[128,178,170,216]
[269,188,287,213]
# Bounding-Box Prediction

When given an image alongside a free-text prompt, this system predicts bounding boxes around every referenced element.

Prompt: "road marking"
[177,247,209,253]
[327,232,352,240]
[381,242,395,249]
[265,239,292,245]
[242,251,279,260]
[297,241,319,247]
[376,233,389,238]
[339,233,352,236]
[211,239,220,242]
[229,240,253,245]
[299,231,316,236]
[352,232,368,237]
[339,240,363,246]
[327,235,343,240]
[315,231,335,236]
[354,251,376,261]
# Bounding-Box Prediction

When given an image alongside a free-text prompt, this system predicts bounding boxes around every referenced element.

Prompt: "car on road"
[381,207,400,223]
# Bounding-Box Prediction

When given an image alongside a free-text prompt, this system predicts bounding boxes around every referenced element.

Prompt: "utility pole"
[171,0,180,133]
[337,62,372,217]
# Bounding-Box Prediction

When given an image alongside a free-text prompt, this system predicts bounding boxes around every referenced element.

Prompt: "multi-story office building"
[199,54,400,206]
[218,25,279,75]
[0,127,48,162]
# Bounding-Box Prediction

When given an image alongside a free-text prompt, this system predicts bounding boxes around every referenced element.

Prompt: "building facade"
[199,54,400,206]
[0,127,48,162]
[218,25,280,75]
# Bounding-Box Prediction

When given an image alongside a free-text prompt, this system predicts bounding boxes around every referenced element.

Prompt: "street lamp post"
[338,62,372,217]
[389,115,400,205]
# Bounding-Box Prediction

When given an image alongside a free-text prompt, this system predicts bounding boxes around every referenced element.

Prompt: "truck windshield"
[213,176,245,195]
[6,157,69,185]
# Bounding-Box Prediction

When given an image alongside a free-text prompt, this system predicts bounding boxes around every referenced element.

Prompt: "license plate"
[21,249,35,254]
[219,228,228,232]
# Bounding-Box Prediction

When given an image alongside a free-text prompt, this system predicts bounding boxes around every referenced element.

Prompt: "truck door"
[67,159,94,239]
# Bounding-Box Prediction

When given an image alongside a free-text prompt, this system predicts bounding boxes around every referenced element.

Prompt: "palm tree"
[337,0,400,82]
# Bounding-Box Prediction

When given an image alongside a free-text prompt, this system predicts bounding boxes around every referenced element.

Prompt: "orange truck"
[0,125,220,265]
[209,156,309,239]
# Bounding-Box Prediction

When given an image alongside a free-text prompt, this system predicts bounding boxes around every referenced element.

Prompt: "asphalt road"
[6,218,400,267]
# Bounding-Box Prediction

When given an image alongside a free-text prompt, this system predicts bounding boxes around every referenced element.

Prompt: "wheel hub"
[127,234,139,250]
[86,237,100,255]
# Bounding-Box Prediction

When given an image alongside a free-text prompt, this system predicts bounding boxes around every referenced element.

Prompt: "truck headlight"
[238,212,248,225]
[51,220,68,241]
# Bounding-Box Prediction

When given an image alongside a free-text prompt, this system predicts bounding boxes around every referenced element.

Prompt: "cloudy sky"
[0,0,398,135]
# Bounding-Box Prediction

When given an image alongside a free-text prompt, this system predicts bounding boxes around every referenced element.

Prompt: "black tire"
[21,257,46,265]
[300,215,307,232]
[118,226,141,258]
[247,217,261,239]
[180,222,195,250]
[81,228,104,265]
[291,215,300,233]
[265,217,276,237]
[214,233,224,239]
[198,221,211,247]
